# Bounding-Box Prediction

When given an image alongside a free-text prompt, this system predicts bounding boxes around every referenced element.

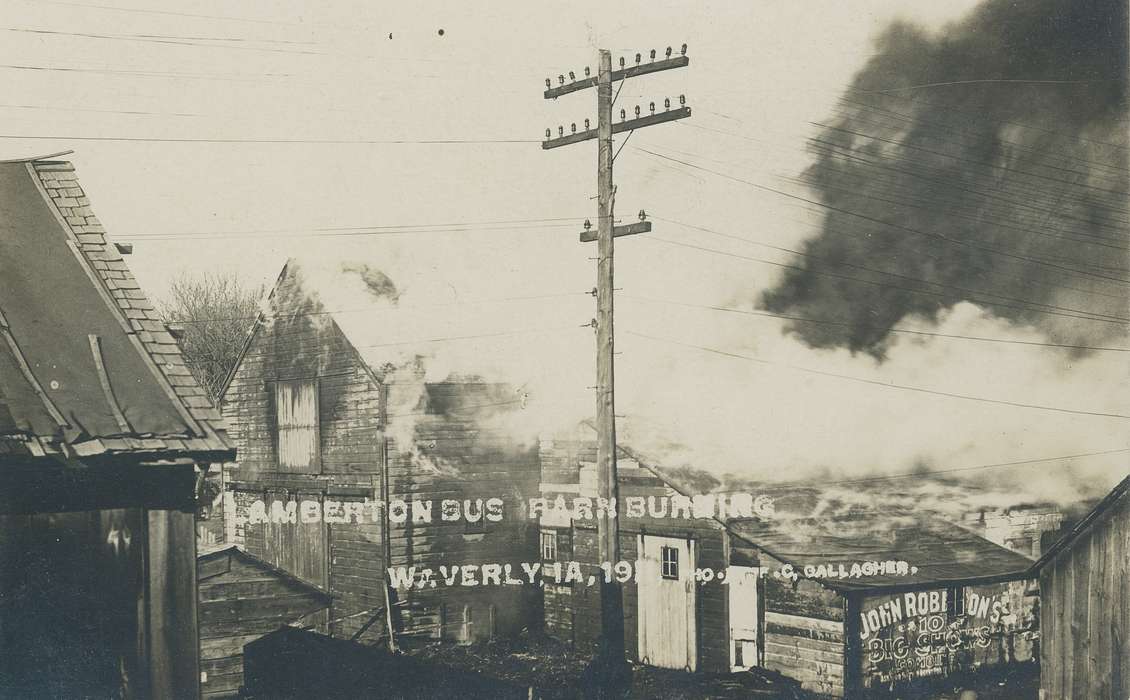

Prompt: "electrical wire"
[619,294,1130,352]
[636,146,1130,287]
[650,215,1130,316]
[639,234,1129,326]
[623,329,1130,419]
[0,133,540,144]
[114,215,588,240]
[167,290,592,325]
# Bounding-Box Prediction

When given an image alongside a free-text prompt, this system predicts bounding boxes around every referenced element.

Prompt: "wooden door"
[637,534,697,671]
[262,491,328,587]
[728,565,760,670]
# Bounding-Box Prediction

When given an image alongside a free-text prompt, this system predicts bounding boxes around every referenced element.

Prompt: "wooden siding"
[1040,489,1129,700]
[197,549,329,698]
[764,611,845,698]
[542,526,575,641]
[549,458,737,673]
[761,551,845,698]
[855,581,1037,693]
[222,264,541,647]
[328,499,386,643]
[383,386,541,640]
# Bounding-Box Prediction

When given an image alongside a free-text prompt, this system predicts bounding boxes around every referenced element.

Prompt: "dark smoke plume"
[761,0,1129,356]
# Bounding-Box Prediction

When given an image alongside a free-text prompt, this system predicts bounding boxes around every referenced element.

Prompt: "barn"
[220,258,542,647]
[197,544,331,698]
[0,153,234,697]
[539,431,1040,699]
[1032,473,1129,700]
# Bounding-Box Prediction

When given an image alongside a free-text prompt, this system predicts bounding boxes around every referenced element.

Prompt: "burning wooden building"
[538,430,1040,699]
[1033,473,1129,700]
[0,154,234,697]
[219,259,542,647]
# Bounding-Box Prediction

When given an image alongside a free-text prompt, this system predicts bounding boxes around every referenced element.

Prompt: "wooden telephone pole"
[543,46,690,696]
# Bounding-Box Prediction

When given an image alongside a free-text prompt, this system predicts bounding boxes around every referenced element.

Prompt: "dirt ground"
[408,633,808,699]
[408,634,1039,699]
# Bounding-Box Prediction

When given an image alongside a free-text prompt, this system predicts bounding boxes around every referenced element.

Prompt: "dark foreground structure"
[1034,473,1130,700]
[198,545,331,698]
[0,155,233,697]
[242,626,531,699]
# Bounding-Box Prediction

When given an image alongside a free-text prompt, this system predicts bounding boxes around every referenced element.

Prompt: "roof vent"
[166,323,185,341]
[114,242,133,255]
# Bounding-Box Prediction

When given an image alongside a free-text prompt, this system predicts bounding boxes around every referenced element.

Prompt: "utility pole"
[543,45,690,698]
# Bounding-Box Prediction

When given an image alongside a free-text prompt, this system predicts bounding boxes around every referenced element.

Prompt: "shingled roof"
[0,155,232,460]
[728,510,1036,592]
[554,427,1036,592]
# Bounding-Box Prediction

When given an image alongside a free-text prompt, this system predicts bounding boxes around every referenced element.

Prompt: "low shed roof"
[729,509,1036,592]
[0,156,232,460]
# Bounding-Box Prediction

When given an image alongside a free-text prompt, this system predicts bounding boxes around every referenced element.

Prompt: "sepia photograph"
[0,0,1126,698]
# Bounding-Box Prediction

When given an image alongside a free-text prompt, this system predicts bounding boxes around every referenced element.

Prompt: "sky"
[2,0,1126,504]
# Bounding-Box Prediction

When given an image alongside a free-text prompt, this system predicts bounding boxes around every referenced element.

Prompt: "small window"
[540,530,558,560]
[661,545,679,580]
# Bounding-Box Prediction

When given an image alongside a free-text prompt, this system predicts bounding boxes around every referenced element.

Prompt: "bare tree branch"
[157,271,264,402]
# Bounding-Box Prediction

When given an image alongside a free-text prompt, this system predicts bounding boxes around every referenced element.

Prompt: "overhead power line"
[167,290,593,325]
[113,215,588,240]
[636,147,1130,287]
[640,232,1129,326]
[1,26,325,56]
[784,150,1130,252]
[625,329,1130,420]
[652,215,1129,314]
[0,62,299,84]
[31,0,308,27]
[0,133,539,145]
[715,446,1130,493]
[0,101,202,117]
[833,96,1128,178]
[620,295,1130,352]
[813,121,1129,202]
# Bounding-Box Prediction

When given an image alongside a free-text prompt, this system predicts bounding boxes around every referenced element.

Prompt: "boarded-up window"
[275,379,320,472]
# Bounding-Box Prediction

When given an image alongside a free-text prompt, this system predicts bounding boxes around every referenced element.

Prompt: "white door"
[728,566,760,670]
[637,535,697,671]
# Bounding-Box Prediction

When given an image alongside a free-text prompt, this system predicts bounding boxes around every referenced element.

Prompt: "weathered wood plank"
[764,639,844,665]
[200,594,327,626]
[764,633,844,656]
[201,633,264,659]
[766,611,844,633]
[1092,520,1107,699]
[147,509,200,699]
[1072,530,1090,700]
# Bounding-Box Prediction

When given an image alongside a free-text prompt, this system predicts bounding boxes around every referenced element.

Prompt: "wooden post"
[145,507,201,699]
[842,592,864,698]
[592,49,630,694]
[541,46,690,696]
[380,392,399,653]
